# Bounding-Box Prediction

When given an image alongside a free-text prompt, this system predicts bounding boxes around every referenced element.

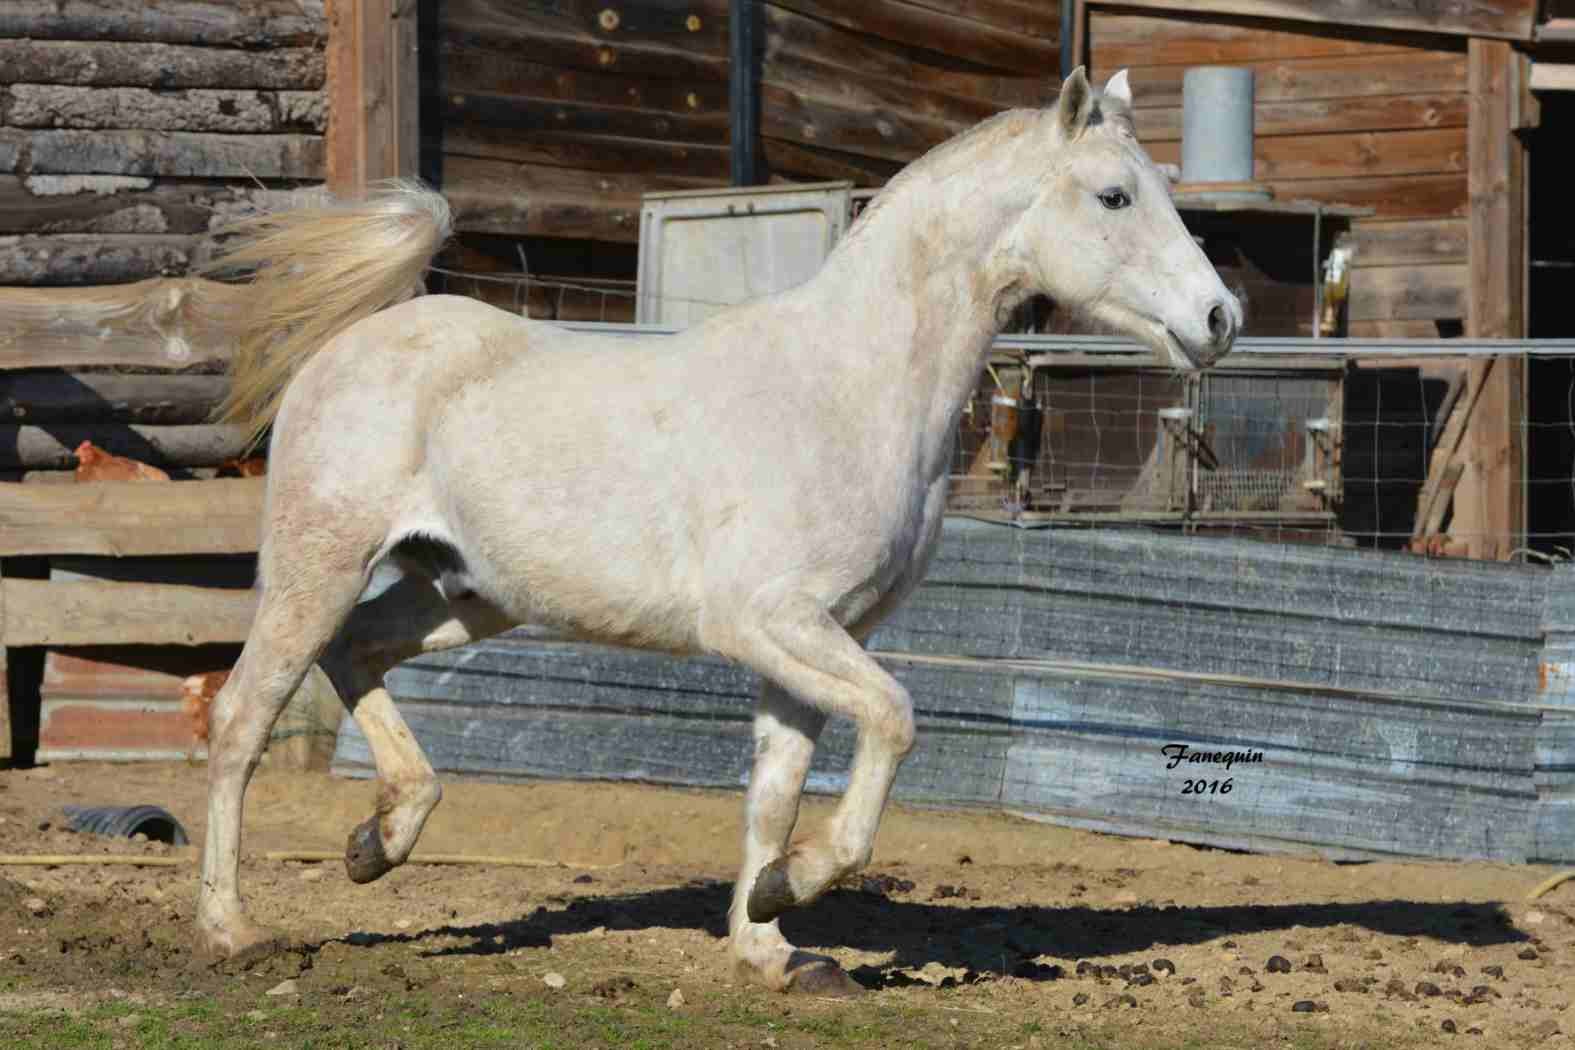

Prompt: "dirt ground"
[1,761,1573,1049]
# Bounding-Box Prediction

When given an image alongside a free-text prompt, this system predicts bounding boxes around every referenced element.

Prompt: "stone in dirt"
[264,979,299,997]
[667,988,685,1009]
[21,897,48,916]
[1265,955,1292,973]
[542,972,566,990]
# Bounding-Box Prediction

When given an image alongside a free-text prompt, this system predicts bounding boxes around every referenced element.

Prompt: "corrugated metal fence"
[333,520,1575,864]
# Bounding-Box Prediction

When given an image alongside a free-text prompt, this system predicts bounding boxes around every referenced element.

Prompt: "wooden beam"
[1,578,256,647]
[0,0,325,47]
[1,129,324,178]
[1147,127,1467,181]
[327,0,416,195]
[0,372,228,425]
[1530,62,1575,92]
[1347,264,1468,323]
[1468,38,1526,338]
[1090,8,1429,68]
[0,40,324,90]
[0,424,250,471]
[768,0,1060,74]
[0,278,245,370]
[1341,219,1468,269]
[1133,93,1469,142]
[0,478,264,557]
[1091,0,1536,41]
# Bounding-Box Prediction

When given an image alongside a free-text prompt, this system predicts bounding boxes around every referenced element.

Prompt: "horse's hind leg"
[198,562,368,962]
[319,572,513,883]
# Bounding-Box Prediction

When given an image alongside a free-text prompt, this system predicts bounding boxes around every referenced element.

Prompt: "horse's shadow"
[329,879,1529,985]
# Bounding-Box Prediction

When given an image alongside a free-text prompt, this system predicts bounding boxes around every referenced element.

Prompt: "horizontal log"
[436,0,728,83]
[1262,174,1467,222]
[1100,0,1535,41]
[764,6,1046,109]
[0,233,206,285]
[2,129,324,178]
[1348,263,1468,323]
[0,476,263,557]
[0,0,325,47]
[441,127,732,179]
[0,176,314,237]
[0,372,228,424]
[762,74,969,165]
[768,0,1059,74]
[0,277,243,369]
[0,40,324,90]
[1090,9,1434,68]
[2,85,324,133]
[762,137,902,184]
[1341,219,1468,268]
[1148,128,1467,182]
[444,156,721,242]
[0,423,250,470]
[894,0,1059,39]
[1125,52,1468,110]
[1132,93,1468,142]
[2,577,256,646]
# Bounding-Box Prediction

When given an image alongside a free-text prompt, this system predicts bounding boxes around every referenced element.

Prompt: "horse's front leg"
[725,595,916,991]
[729,683,864,995]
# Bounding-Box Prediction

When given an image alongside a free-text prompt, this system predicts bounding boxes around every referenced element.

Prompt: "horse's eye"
[1098,188,1131,211]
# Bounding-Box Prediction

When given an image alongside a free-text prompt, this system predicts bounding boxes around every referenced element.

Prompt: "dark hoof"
[787,961,865,998]
[746,856,797,924]
[344,817,395,884]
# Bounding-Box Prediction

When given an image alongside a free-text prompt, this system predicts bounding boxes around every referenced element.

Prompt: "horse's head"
[1012,67,1241,369]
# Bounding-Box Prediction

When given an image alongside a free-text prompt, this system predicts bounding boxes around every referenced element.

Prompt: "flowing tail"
[203,180,452,448]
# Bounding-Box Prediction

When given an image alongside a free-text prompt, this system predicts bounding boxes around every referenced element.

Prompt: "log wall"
[0,0,328,287]
[1088,9,1470,337]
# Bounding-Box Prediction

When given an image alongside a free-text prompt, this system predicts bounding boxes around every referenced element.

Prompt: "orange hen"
[73,441,170,482]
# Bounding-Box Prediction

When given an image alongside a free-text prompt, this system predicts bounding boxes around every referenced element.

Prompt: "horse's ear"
[1056,65,1096,139]
[1103,69,1133,109]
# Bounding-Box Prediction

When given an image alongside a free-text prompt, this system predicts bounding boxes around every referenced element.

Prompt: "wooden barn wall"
[0,1,328,287]
[1088,9,1470,338]
[427,0,1051,320]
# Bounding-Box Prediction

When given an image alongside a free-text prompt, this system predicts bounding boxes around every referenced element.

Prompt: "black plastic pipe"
[729,0,761,185]
[1060,0,1076,81]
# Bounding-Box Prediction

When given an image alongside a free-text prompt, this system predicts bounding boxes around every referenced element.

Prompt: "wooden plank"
[1346,319,1450,338]
[359,0,397,188]
[1340,219,1468,268]
[761,75,971,164]
[0,372,228,425]
[1098,0,1536,41]
[1411,359,1491,549]
[1122,52,1468,111]
[1257,174,1467,222]
[444,93,727,146]
[393,0,419,179]
[767,0,1060,74]
[761,137,902,184]
[0,424,249,470]
[437,0,729,84]
[443,126,733,179]
[325,0,360,194]
[326,0,418,189]
[0,564,8,763]
[0,177,312,238]
[1,129,325,179]
[0,0,325,47]
[0,277,244,370]
[1,577,256,647]
[895,0,1060,39]
[2,86,323,133]
[1469,39,1527,338]
[0,234,204,286]
[1090,9,1432,68]
[1147,128,1466,182]
[1347,264,1467,322]
[0,478,264,557]
[1132,93,1468,141]
[1529,62,1575,91]
[763,6,1045,109]
[0,40,324,90]
[443,156,722,241]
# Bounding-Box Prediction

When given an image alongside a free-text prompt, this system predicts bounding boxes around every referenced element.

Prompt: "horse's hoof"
[746,856,797,924]
[787,961,865,998]
[196,922,288,970]
[344,817,395,884]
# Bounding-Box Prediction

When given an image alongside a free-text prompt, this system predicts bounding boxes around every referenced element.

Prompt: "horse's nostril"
[1207,303,1229,343]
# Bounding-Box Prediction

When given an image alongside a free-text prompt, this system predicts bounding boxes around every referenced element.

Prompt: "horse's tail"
[203,180,452,448]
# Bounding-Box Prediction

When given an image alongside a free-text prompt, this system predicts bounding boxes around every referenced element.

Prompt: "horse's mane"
[829,108,1042,257]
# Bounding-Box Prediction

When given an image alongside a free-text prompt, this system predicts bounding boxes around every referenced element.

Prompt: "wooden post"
[1460,38,1527,559]
[1,560,10,763]
[327,0,419,197]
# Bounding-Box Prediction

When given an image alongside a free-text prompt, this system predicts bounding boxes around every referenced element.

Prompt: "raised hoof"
[344,816,396,884]
[746,856,797,925]
[787,961,865,998]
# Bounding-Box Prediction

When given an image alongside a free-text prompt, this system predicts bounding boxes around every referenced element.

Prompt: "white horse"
[196,67,1239,995]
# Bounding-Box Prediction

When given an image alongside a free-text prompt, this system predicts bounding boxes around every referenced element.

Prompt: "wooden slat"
[1123,52,1467,110]
[1346,320,1449,338]
[1257,174,1467,222]
[767,0,1060,74]
[1132,93,1468,141]
[762,137,902,184]
[0,177,312,238]
[1340,219,1468,268]
[1,577,256,647]
[1090,9,1430,67]
[896,0,1059,39]
[3,85,323,133]
[443,127,732,178]
[1099,0,1536,41]
[0,40,325,90]
[0,0,325,47]
[0,278,244,370]
[1347,263,1467,322]
[1147,128,1466,182]
[1,129,325,179]
[443,156,722,241]
[437,38,728,116]
[393,0,419,179]
[762,78,969,165]
[0,478,264,557]
[444,92,726,146]
[0,424,250,470]
[0,372,228,425]
[1529,63,1575,92]
[1468,39,1526,339]
[0,234,204,286]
